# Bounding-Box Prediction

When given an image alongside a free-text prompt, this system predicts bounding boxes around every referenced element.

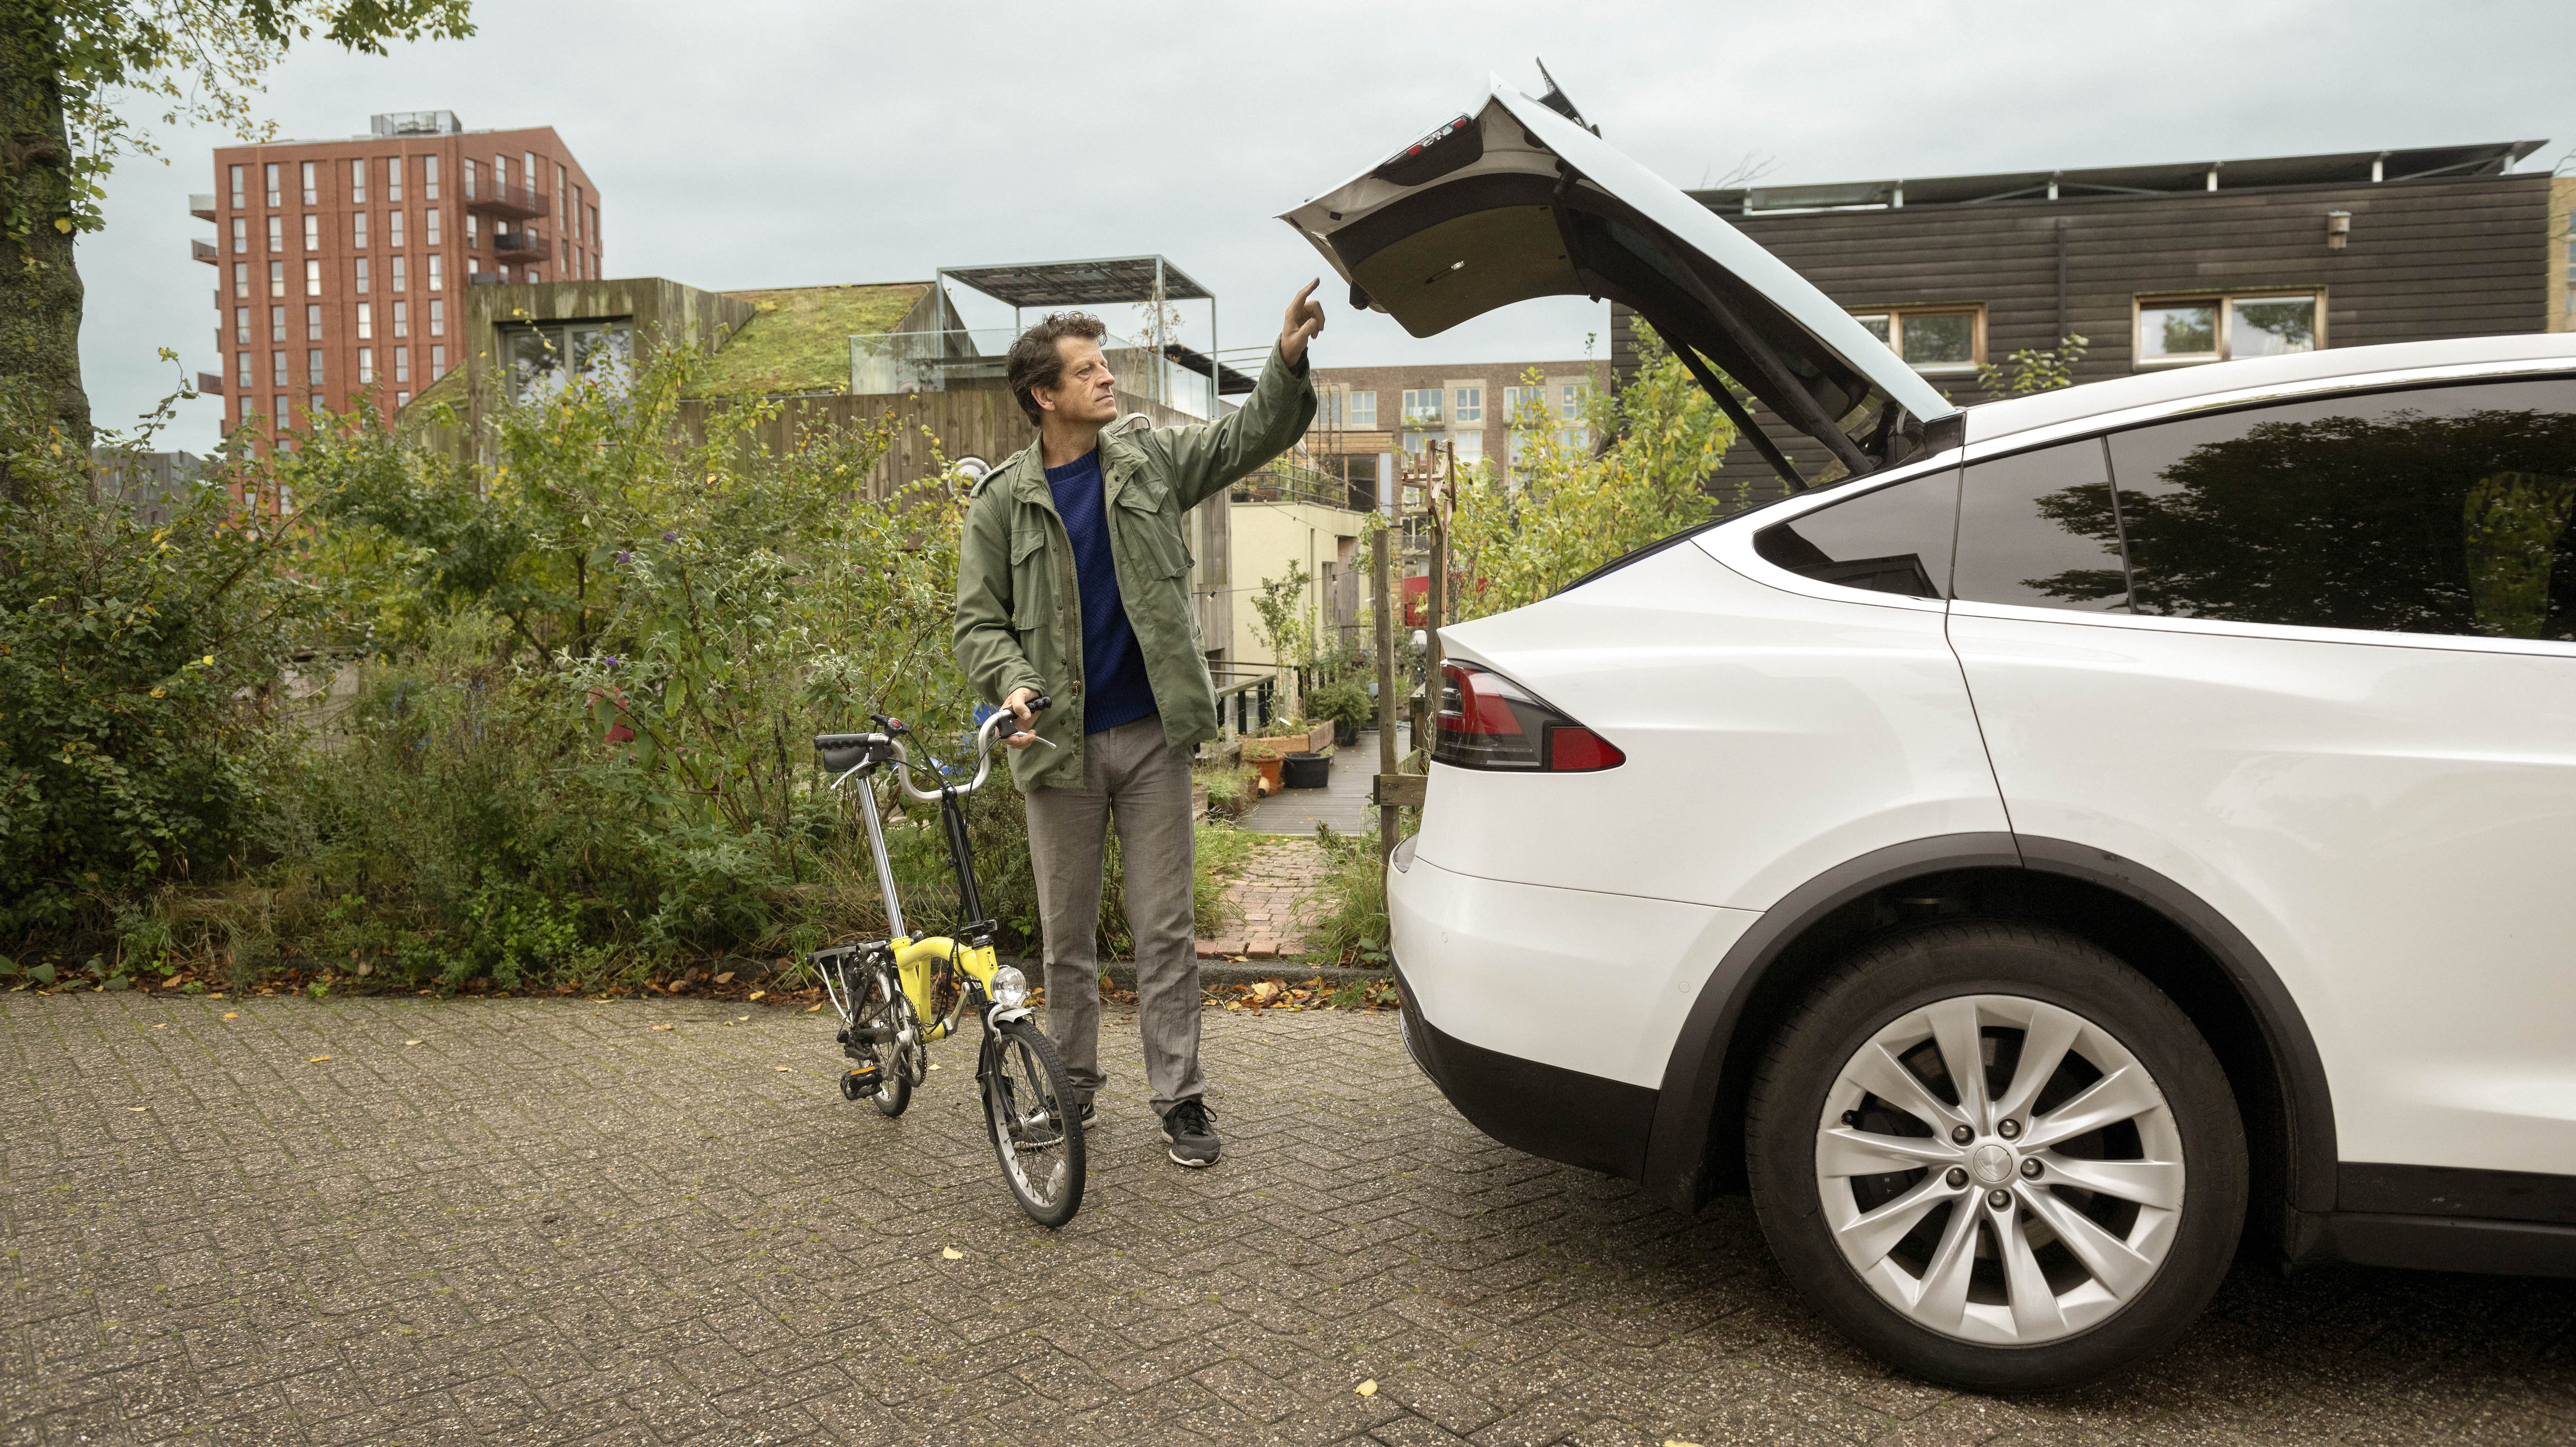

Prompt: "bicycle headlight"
[990,966,1029,1009]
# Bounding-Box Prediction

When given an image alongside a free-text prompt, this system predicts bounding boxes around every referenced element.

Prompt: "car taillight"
[1432,662,1625,772]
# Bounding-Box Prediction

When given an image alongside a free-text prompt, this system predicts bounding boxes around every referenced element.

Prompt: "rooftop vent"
[371,110,462,137]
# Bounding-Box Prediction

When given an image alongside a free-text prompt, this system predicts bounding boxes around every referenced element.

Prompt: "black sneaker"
[1161,1097,1219,1168]
[1076,1098,1096,1126]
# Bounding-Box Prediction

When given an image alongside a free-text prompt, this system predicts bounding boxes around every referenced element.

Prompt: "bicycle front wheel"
[980,1017,1086,1227]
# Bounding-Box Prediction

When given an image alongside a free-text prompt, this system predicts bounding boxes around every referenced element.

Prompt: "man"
[954,285,1324,1167]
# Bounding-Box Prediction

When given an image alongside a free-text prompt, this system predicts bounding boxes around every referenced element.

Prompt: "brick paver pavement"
[5,991,2572,1446]
[1200,839,1331,961]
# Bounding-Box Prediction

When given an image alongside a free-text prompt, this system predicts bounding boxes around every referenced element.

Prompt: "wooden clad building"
[1610,141,2573,499]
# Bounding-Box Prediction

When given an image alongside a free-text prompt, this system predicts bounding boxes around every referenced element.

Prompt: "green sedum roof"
[685,282,929,398]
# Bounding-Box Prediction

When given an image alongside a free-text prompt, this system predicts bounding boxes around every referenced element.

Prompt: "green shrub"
[1306,681,1373,733]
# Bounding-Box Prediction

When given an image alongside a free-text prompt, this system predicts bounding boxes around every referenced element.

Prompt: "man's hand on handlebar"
[1000,688,1047,749]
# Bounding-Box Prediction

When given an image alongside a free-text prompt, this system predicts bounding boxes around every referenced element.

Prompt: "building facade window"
[237,351,252,387]
[427,255,443,291]
[228,164,245,210]
[388,209,404,247]
[385,156,402,203]
[306,304,321,341]
[268,260,285,298]
[394,345,410,384]
[352,211,367,248]
[233,306,249,344]
[302,213,318,251]
[1559,382,1588,417]
[1851,305,1984,374]
[266,214,282,251]
[390,255,406,292]
[357,347,373,383]
[1501,384,1545,422]
[462,157,477,200]
[270,305,284,342]
[299,161,317,206]
[230,216,246,254]
[272,394,287,425]
[428,298,444,335]
[396,391,410,407]
[1451,430,1484,464]
[587,204,598,245]
[263,162,280,207]
[1345,390,1375,427]
[271,350,287,386]
[430,344,446,374]
[465,212,479,247]
[391,300,408,338]
[555,162,567,220]
[2134,291,2321,366]
[304,259,321,296]
[232,262,249,299]
[425,208,441,246]
[1401,388,1443,426]
[307,348,323,382]
[354,257,369,294]
[422,155,439,200]
[356,302,372,340]
[349,158,366,204]
[1453,386,1482,424]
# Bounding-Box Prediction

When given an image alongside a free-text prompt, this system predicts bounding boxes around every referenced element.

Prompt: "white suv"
[1285,75,2576,1390]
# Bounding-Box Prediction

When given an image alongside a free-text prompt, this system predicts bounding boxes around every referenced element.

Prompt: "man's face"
[1035,337,1119,427]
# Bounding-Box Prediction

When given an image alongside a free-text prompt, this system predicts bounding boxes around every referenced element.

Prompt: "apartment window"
[1501,384,1545,421]
[1451,430,1484,465]
[500,318,632,401]
[353,257,369,295]
[302,213,318,251]
[1851,306,1983,374]
[271,350,288,386]
[306,304,321,341]
[357,302,373,340]
[268,260,285,298]
[385,156,402,203]
[233,306,249,344]
[555,163,566,219]
[390,254,406,292]
[1453,386,1483,424]
[304,259,321,296]
[307,348,323,382]
[525,267,540,285]
[428,298,444,336]
[428,255,443,291]
[2134,291,2321,366]
[391,300,408,338]
[394,345,409,384]
[266,214,282,251]
[351,211,367,248]
[272,394,287,424]
[1559,382,1589,417]
[233,262,249,299]
[522,152,536,197]
[1401,388,1443,426]
[466,213,479,247]
[422,155,439,200]
[462,157,478,199]
[1345,390,1375,427]
[495,264,509,283]
[300,161,316,205]
[236,351,252,387]
[358,347,373,383]
[573,185,585,237]
[587,204,598,244]
[228,164,245,209]
[467,257,479,276]
[388,209,404,248]
[396,391,410,407]
[431,344,446,375]
[425,207,441,246]
[270,305,285,342]
[349,158,366,204]
[263,162,280,207]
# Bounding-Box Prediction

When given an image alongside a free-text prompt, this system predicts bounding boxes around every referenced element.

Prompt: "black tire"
[1746,921,2246,1393]
[845,963,912,1118]
[980,1016,1086,1228]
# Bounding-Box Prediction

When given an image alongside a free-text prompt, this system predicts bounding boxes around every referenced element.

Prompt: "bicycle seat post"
[853,763,908,942]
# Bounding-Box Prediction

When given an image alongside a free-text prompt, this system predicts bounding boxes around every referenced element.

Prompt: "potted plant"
[1308,681,1373,747]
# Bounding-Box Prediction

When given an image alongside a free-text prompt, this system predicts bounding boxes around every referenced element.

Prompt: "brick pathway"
[1198,838,1331,962]
[5,991,2573,1446]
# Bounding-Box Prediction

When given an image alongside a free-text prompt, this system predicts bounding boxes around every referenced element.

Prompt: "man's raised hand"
[1280,281,1325,365]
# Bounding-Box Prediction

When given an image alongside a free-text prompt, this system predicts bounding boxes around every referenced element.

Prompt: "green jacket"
[954,344,1317,790]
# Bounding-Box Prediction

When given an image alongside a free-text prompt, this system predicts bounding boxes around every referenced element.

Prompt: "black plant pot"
[1281,752,1331,789]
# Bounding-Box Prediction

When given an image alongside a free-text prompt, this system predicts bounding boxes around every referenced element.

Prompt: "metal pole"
[1374,525,1399,866]
[1425,443,1448,693]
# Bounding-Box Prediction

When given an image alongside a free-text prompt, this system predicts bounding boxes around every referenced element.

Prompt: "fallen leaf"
[1355,1380,1377,1396]
[747,991,765,1001]
[715,971,736,985]
[941,1247,963,1260]
[307,1055,331,1063]
[128,1106,147,1112]
[803,1002,823,1013]
[929,1063,940,1071]
[405,1039,422,1046]
[221,1012,239,1020]
[152,1023,166,1029]
[1665,1440,1705,1447]
[773,1065,791,1073]
[651,1024,675,1032]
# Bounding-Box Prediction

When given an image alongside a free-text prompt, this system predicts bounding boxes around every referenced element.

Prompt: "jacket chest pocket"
[1114,485,1192,580]
[1009,524,1050,629]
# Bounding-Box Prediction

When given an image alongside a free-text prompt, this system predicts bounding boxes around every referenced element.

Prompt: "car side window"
[1953,439,2131,611]
[1753,467,1959,599]
[2106,378,2576,639]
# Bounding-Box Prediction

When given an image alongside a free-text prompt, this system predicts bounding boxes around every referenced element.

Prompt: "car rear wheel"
[1746,921,2245,1391]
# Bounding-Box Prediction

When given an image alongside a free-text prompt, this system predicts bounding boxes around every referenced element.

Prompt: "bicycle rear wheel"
[844,961,913,1118]
[980,1017,1086,1227]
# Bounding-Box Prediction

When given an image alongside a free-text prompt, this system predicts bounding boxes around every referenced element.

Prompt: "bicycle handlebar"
[818,695,1051,804]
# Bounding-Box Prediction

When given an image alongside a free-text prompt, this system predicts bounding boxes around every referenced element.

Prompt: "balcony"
[491,229,545,258]
[463,180,549,220]
[191,238,218,265]
[196,371,225,396]
[188,193,216,221]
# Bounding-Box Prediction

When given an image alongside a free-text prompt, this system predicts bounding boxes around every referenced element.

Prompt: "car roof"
[1964,332,2576,449]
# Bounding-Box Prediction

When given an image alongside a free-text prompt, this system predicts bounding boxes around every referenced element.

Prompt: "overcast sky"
[77,0,2576,453]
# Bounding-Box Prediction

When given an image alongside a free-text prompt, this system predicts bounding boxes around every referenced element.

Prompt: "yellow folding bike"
[808,700,1085,1226]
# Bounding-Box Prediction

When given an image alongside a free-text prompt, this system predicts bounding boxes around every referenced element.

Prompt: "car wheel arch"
[1644,833,2338,1250]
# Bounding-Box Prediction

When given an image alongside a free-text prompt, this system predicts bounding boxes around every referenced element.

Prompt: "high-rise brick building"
[191,110,603,441]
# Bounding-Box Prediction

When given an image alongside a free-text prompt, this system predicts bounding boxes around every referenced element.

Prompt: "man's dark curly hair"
[1006,312,1109,427]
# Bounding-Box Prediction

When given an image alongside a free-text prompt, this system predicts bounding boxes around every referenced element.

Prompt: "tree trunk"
[0,10,91,461]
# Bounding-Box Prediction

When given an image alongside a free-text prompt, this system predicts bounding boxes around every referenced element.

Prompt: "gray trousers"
[1024,713,1203,1114]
